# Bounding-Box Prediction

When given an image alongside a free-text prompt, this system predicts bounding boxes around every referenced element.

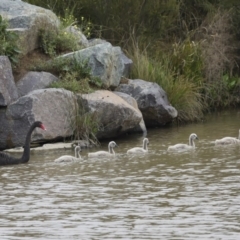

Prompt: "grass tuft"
[127,40,205,122]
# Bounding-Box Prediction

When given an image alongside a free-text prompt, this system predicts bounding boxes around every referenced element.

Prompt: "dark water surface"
[1,110,240,239]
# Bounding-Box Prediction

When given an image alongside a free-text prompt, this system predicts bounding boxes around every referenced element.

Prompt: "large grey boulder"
[115,79,178,127]
[0,0,60,55]
[61,42,133,88]
[0,56,18,106]
[114,91,147,134]
[16,71,59,97]
[77,90,143,139]
[0,88,77,149]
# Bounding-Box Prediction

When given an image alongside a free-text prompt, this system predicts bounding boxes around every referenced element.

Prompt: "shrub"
[164,75,205,122]
[59,90,100,145]
[0,15,21,65]
[203,74,240,109]
[50,72,92,93]
[199,10,236,83]
[38,27,80,57]
[127,41,205,122]
[196,9,240,109]
[31,56,102,93]
[170,39,204,87]
[72,98,100,145]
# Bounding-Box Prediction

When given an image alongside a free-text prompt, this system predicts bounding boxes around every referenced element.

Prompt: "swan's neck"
[74,148,78,158]
[143,140,148,150]
[74,147,81,158]
[189,137,195,147]
[21,124,36,162]
[109,146,115,155]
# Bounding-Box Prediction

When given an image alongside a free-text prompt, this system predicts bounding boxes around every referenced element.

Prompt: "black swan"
[88,141,118,158]
[168,133,198,151]
[0,121,46,166]
[54,145,82,163]
[127,137,149,154]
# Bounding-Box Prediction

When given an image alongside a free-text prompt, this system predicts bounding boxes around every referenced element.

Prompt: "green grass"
[38,26,80,57]
[72,99,100,145]
[0,15,21,65]
[49,73,93,93]
[31,56,102,93]
[127,42,205,122]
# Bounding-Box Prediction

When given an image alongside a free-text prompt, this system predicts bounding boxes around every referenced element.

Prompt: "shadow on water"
[1,110,240,239]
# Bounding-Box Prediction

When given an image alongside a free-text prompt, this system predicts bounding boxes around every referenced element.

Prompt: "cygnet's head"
[190,133,198,140]
[75,145,81,151]
[109,141,118,148]
[144,138,149,144]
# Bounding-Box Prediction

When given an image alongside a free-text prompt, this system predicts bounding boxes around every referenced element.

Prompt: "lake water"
[1,110,240,239]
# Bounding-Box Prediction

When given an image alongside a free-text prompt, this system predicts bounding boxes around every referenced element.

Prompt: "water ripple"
[1,113,240,239]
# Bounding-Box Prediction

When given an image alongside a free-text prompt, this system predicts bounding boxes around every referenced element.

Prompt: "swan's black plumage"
[0,121,46,166]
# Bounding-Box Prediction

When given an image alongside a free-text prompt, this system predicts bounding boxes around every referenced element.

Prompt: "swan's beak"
[40,124,47,130]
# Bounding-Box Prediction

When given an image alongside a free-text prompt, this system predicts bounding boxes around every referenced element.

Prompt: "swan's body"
[0,121,46,166]
[54,146,81,163]
[127,138,149,154]
[168,133,198,151]
[215,130,240,145]
[88,141,117,158]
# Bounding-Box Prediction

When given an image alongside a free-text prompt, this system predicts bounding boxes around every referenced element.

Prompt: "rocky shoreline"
[0,0,177,150]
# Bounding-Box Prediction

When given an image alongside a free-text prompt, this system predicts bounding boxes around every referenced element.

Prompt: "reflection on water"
[1,110,240,239]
